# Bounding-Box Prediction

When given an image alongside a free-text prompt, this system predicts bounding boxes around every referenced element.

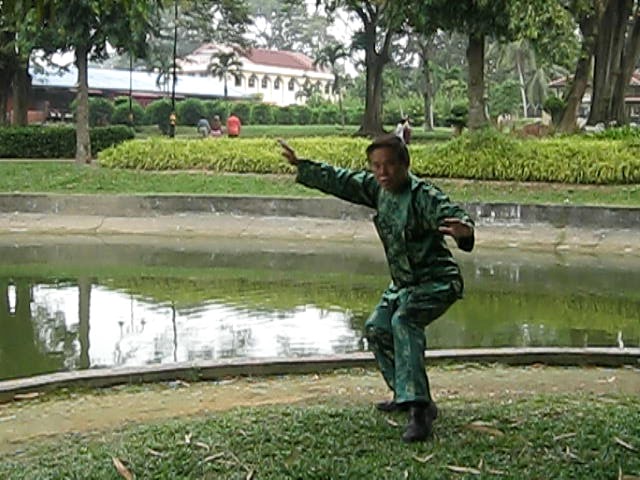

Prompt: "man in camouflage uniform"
[280,135,474,442]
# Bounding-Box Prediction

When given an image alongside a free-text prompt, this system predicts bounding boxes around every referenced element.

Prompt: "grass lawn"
[0,162,639,207]
[1,395,637,479]
[136,124,453,142]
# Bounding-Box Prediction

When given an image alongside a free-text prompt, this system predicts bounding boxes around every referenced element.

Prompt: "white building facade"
[180,44,335,107]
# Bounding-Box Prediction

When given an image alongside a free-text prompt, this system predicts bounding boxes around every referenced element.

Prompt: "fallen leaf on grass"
[465,421,504,437]
[618,467,640,480]
[194,441,210,451]
[564,446,583,463]
[385,418,400,427]
[184,432,192,445]
[202,453,226,463]
[112,457,133,480]
[614,437,637,452]
[412,453,435,464]
[447,465,481,475]
[553,433,577,441]
[246,470,255,480]
[146,448,166,458]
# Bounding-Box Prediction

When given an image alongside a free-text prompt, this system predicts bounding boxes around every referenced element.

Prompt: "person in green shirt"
[279,134,475,442]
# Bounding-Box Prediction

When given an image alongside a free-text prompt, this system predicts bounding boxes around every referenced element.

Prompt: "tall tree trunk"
[421,42,434,131]
[78,277,91,370]
[467,33,488,130]
[613,7,640,124]
[11,62,30,126]
[558,13,599,133]
[360,50,385,136]
[338,87,345,127]
[75,44,91,164]
[0,91,8,126]
[588,0,630,124]
[516,57,528,118]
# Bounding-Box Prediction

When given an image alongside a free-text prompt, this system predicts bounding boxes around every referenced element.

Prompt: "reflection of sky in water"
[31,285,360,369]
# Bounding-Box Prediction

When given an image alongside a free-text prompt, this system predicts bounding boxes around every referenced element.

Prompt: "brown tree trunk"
[0,92,8,126]
[75,44,92,164]
[11,62,31,126]
[421,41,434,131]
[588,0,630,125]
[467,32,487,130]
[613,6,640,124]
[558,13,599,133]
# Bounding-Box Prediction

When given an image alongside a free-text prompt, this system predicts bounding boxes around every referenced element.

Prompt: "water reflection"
[1,239,639,380]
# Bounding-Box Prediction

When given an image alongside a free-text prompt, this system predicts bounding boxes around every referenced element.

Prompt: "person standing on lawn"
[226,112,242,138]
[279,134,475,442]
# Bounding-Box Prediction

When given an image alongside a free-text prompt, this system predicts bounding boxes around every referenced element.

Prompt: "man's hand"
[279,139,299,166]
[438,217,473,240]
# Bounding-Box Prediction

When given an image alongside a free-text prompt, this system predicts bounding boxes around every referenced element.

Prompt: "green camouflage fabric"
[296,160,474,404]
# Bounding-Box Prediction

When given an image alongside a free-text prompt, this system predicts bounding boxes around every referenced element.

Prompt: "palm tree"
[314,43,350,126]
[208,51,243,100]
[489,40,537,118]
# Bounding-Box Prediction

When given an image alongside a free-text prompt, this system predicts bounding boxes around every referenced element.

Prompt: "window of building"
[261,76,269,89]
[274,77,281,90]
[324,82,331,94]
[234,75,243,87]
[248,75,257,88]
[288,78,296,91]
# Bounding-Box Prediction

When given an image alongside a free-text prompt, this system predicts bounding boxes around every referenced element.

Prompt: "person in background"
[395,117,412,145]
[211,115,223,137]
[197,117,211,137]
[226,112,242,138]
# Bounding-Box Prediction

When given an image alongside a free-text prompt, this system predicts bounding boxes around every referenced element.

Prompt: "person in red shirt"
[226,112,242,137]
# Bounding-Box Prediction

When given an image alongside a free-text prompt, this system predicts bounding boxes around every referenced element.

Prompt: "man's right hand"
[278,139,299,166]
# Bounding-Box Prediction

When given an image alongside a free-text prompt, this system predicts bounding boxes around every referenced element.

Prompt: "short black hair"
[366,134,410,166]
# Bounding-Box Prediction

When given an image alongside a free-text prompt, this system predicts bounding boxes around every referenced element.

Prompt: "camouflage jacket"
[296,160,474,298]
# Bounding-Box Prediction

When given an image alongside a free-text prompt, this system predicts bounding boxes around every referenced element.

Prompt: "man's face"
[369,147,409,192]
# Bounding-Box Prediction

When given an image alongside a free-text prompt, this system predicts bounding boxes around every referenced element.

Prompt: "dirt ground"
[0,365,638,454]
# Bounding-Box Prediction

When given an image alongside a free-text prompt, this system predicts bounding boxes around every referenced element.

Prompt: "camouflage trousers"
[364,281,460,404]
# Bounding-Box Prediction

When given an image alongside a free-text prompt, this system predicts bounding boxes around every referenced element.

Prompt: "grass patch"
[0,162,639,206]
[1,395,638,479]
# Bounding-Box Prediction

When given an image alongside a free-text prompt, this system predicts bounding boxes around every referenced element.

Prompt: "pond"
[1,237,639,381]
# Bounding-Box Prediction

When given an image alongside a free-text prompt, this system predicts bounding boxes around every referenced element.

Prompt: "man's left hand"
[438,217,473,240]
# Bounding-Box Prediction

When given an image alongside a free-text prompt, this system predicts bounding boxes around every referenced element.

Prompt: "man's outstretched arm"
[280,139,379,209]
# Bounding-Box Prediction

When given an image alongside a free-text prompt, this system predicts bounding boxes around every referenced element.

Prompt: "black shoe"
[402,403,435,443]
[376,400,409,412]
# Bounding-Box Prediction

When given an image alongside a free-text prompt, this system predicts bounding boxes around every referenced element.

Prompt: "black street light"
[169,0,178,138]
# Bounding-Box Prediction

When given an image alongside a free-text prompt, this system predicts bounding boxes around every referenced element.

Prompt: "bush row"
[74,97,363,131]
[0,126,135,158]
[99,130,640,184]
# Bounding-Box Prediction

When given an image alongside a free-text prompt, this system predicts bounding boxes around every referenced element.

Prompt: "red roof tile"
[245,48,318,71]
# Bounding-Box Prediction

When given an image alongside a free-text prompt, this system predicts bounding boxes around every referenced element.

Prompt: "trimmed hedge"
[98,130,640,184]
[0,126,135,158]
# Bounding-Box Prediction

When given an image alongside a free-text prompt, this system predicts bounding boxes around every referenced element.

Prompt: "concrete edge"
[1,193,640,229]
[1,348,638,404]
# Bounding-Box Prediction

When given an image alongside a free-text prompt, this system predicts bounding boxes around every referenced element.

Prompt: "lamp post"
[169,0,178,138]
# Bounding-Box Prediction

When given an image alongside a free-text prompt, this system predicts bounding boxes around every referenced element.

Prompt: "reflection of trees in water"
[0,279,75,379]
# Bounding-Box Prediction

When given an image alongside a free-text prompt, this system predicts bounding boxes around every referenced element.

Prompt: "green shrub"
[251,103,275,125]
[227,102,253,125]
[589,125,640,140]
[275,106,296,125]
[345,107,364,126]
[112,101,145,126]
[0,126,134,158]
[145,99,173,134]
[98,130,640,184]
[292,105,313,125]
[71,97,115,126]
[543,96,565,125]
[315,105,340,124]
[203,100,230,121]
[176,98,206,126]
